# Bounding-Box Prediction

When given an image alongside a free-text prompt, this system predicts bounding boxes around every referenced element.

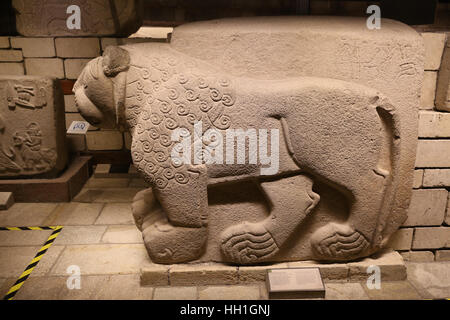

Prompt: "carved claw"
[311,223,370,261]
[220,222,279,264]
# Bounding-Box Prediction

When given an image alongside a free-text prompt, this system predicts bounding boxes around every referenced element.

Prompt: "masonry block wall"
[0,29,449,261]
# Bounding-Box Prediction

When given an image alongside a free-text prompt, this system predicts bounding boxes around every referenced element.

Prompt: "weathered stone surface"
[54,225,107,245]
[435,250,450,261]
[406,262,450,299]
[403,189,447,226]
[238,263,289,283]
[415,140,450,167]
[0,50,23,62]
[419,111,450,138]
[0,37,10,49]
[64,95,78,113]
[422,33,446,70]
[419,71,437,110]
[362,281,422,300]
[0,192,14,210]
[101,225,143,244]
[55,38,100,58]
[198,285,260,300]
[64,59,91,79]
[412,227,450,249]
[74,17,424,265]
[13,0,143,37]
[413,170,423,189]
[0,63,24,75]
[446,197,450,226]
[423,169,450,187]
[86,131,123,150]
[140,265,169,286]
[435,42,450,112]
[11,38,55,57]
[43,203,103,225]
[153,286,197,300]
[169,264,239,286]
[0,203,57,226]
[95,203,134,225]
[0,76,67,178]
[325,283,369,300]
[347,250,407,281]
[387,228,413,251]
[287,261,349,282]
[25,59,64,79]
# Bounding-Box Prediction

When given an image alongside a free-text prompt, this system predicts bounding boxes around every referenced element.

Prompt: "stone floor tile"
[0,278,15,297]
[0,230,51,246]
[101,225,143,243]
[73,188,142,203]
[325,283,369,300]
[153,286,198,300]
[406,262,450,299]
[43,203,104,226]
[129,178,149,188]
[95,203,134,225]
[0,203,58,227]
[86,178,130,188]
[54,226,107,245]
[198,285,261,300]
[49,244,151,275]
[0,245,64,278]
[362,281,423,300]
[92,274,154,300]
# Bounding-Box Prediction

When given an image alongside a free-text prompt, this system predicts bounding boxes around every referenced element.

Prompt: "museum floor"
[0,174,448,300]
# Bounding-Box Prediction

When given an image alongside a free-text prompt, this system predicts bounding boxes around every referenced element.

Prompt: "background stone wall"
[0,27,448,261]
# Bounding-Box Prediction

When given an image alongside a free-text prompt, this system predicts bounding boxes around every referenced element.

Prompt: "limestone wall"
[0,28,448,261]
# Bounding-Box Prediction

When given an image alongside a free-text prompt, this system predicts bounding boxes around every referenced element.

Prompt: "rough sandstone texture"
[73,17,424,265]
[0,76,67,178]
[12,0,143,37]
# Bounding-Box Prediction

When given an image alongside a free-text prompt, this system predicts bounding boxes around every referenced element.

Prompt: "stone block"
[153,286,197,300]
[446,197,450,225]
[73,187,141,203]
[435,250,450,261]
[363,281,422,300]
[409,251,435,262]
[0,63,24,75]
[419,71,437,110]
[238,263,289,283]
[415,140,450,167]
[0,50,23,62]
[413,170,423,189]
[101,225,143,244]
[387,228,413,251]
[325,283,369,300]
[422,33,446,70]
[13,0,143,37]
[435,42,450,112]
[0,37,10,48]
[419,111,450,138]
[11,38,55,57]
[406,262,450,299]
[169,263,239,286]
[0,76,68,178]
[412,227,450,249]
[404,189,447,226]
[55,38,100,58]
[25,58,64,79]
[101,37,156,51]
[86,131,123,150]
[95,203,134,225]
[54,225,107,245]
[423,169,450,187]
[64,95,78,113]
[66,134,86,152]
[0,192,14,210]
[198,285,260,300]
[140,265,169,286]
[64,59,91,79]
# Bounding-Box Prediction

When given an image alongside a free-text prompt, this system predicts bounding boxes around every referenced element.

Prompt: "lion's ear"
[102,46,130,77]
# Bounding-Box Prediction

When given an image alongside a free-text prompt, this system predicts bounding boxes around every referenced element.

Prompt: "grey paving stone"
[95,203,135,225]
[325,283,369,300]
[362,281,423,300]
[0,203,58,227]
[101,225,143,244]
[198,285,261,300]
[154,286,197,300]
[0,230,51,246]
[49,244,152,276]
[406,262,450,299]
[43,203,104,226]
[54,226,107,245]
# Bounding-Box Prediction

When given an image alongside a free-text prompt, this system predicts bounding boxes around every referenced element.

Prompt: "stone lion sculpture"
[74,17,423,265]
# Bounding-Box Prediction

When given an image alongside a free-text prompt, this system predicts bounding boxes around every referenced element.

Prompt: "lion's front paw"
[220,222,279,264]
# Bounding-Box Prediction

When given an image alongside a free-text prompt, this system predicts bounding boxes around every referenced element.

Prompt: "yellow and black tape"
[2,226,63,300]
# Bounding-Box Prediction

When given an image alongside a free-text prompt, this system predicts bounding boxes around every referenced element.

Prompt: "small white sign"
[67,121,90,135]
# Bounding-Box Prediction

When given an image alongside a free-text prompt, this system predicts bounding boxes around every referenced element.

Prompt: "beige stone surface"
[25,58,64,79]
[0,192,14,210]
[56,38,100,58]
[325,283,369,300]
[363,281,422,300]
[406,262,450,299]
[95,203,134,225]
[101,38,156,51]
[422,33,446,70]
[13,0,143,37]
[419,111,450,138]
[435,250,450,261]
[238,263,289,283]
[423,169,450,187]
[0,63,24,75]
[287,261,349,282]
[435,40,450,112]
[153,286,197,300]
[446,198,450,226]
[86,131,123,150]
[387,228,413,251]
[404,189,447,226]
[415,140,450,167]
[0,203,58,227]
[419,71,437,110]
[140,265,169,286]
[0,50,23,62]
[101,225,143,243]
[413,170,423,189]
[74,188,141,203]
[0,229,51,246]
[43,203,103,226]
[54,226,107,245]
[347,250,406,281]
[49,244,151,275]
[198,285,260,300]
[0,37,10,48]
[64,59,91,79]
[169,264,239,286]
[64,95,78,113]
[86,178,130,188]
[11,38,55,57]
[408,251,435,262]
[412,227,450,249]
[129,27,173,39]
